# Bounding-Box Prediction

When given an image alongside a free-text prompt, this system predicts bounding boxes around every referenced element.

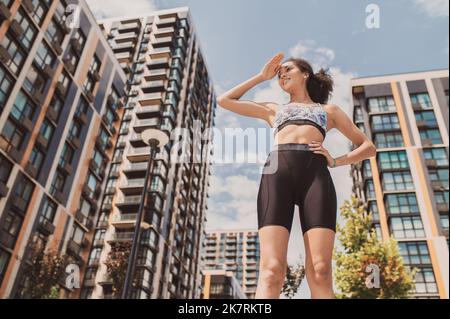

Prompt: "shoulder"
[322,103,341,113]
[321,103,343,127]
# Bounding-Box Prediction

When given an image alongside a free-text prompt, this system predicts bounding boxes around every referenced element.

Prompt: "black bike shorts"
[257,143,337,235]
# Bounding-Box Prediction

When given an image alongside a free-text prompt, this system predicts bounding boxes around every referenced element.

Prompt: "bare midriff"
[272,124,328,145]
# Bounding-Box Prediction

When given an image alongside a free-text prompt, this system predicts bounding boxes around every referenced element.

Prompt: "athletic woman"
[217,52,376,299]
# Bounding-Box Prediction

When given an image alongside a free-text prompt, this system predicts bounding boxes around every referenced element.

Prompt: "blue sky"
[87,0,449,298]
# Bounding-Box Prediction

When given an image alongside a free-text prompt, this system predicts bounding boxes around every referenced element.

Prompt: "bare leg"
[255,225,290,299]
[303,228,336,299]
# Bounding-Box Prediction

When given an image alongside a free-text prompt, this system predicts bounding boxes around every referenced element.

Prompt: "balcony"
[75,210,94,230]
[98,275,113,286]
[123,162,148,178]
[93,238,105,247]
[107,232,134,244]
[112,213,138,229]
[437,203,449,212]
[120,178,145,194]
[156,17,177,28]
[425,159,437,167]
[139,93,164,107]
[152,36,173,48]
[114,31,138,41]
[431,180,446,191]
[116,195,142,210]
[66,239,83,259]
[38,219,56,236]
[135,105,162,119]
[141,80,166,94]
[147,57,170,70]
[154,26,175,38]
[149,47,171,59]
[0,3,12,22]
[143,69,168,82]
[133,118,160,132]
[421,138,434,147]
[0,181,9,198]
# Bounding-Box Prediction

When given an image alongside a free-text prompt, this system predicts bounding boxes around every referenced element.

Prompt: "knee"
[311,260,332,285]
[259,259,286,287]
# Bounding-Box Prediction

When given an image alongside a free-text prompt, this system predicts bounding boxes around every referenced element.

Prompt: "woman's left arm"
[310,104,377,168]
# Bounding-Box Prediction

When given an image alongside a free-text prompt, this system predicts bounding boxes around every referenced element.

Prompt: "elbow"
[216,95,228,108]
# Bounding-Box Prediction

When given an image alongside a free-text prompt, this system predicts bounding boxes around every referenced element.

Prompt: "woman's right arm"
[216,52,284,125]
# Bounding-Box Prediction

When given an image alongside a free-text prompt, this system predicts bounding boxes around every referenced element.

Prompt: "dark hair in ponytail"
[285,58,334,104]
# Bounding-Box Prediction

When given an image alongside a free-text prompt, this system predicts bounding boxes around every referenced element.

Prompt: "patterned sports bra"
[272,102,328,138]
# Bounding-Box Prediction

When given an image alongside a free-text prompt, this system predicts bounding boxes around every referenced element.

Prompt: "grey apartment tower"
[79,7,217,299]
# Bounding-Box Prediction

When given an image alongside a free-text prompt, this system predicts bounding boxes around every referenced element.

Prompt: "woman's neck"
[289,91,314,104]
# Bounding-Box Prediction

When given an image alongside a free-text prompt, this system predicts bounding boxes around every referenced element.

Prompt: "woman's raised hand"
[259,52,284,81]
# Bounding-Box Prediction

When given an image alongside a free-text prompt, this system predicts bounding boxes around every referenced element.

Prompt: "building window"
[440,214,449,231]
[410,93,433,110]
[38,118,55,148]
[28,147,45,173]
[48,94,64,121]
[428,169,449,188]
[354,106,363,122]
[368,200,379,221]
[10,91,36,122]
[50,171,65,195]
[390,216,425,239]
[381,171,414,191]
[419,129,442,145]
[385,193,419,215]
[1,119,26,151]
[67,121,81,140]
[0,67,14,109]
[83,55,101,94]
[86,173,99,196]
[371,114,401,132]
[58,143,74,168]
[1,34,27,75]
[70,224,85,246]
[367,96,396,113]
[34,42,56,70]
[373,132,404,148]
[0,155,13,185]
[39,196,57,224]
[398,241,431,265]
[0,248,11,286]
[414,267,438,295]
[415,111,438,128]
[27,0,50,26]
[378,151,409,171]
[45,16,66,47]
[79,197,93,216]
[23,65,46,97]
[423,148,448,166]
[57,71,71,97]
[434,191,449,206]
[13,9,38,50]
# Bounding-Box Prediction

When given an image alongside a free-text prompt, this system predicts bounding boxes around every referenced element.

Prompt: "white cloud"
[205,174,260,230]
[413,0,449,17]
[85,0,157,19]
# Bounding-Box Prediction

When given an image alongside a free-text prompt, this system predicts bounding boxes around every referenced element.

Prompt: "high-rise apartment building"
[350,69,449,299]
[0,0,127,298]
[78,7,217,299]
[202,229,260,299]
[201,269,247,299]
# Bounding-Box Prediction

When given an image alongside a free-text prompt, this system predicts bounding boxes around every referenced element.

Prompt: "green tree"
[17,242,67,299]
[104,241,132,298]
[282,257,305,299]
[333,195,417,299]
